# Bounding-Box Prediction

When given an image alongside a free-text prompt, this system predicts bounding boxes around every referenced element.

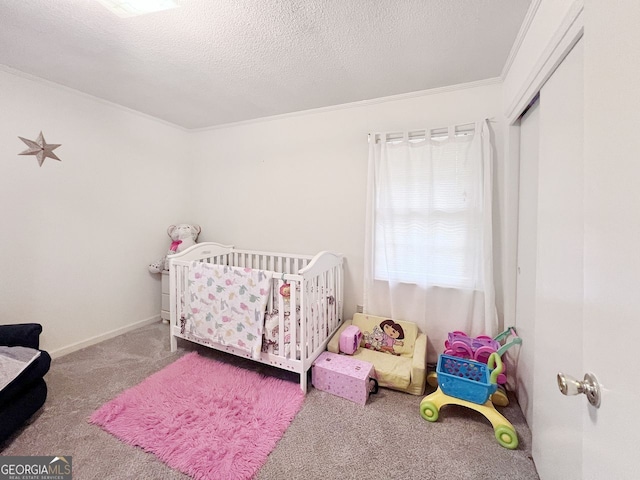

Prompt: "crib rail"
[167,241,234,264]
[230,248,313,274]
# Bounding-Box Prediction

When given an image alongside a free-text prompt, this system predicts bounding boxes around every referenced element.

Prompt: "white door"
[581,2,640,478]
[530,39,585,480]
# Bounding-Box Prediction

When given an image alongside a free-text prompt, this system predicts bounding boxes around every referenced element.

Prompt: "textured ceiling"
[0,0,530,129]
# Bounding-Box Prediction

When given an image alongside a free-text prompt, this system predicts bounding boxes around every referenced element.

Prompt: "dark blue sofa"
[0,323,51,446]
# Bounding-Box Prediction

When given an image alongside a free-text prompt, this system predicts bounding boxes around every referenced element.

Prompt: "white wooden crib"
[168,242,344,392]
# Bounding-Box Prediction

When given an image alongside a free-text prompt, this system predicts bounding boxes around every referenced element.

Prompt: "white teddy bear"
[148,224,201,273]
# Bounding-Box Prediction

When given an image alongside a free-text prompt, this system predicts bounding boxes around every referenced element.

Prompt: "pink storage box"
[312,351,378,405]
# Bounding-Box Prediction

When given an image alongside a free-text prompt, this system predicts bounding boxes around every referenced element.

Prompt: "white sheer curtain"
[364,119,497,363]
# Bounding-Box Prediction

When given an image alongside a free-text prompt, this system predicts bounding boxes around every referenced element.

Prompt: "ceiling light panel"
[95,0,179,18]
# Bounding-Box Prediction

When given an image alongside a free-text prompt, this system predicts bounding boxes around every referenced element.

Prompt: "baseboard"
[49,315,162,359]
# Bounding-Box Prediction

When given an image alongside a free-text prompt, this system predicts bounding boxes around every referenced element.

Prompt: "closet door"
[527,39,585,479]
[514,98,539,425]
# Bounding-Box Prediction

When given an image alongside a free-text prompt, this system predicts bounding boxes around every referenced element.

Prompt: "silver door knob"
[557,372,601,408]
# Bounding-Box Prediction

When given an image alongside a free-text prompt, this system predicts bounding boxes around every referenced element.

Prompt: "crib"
[168,242,344,393]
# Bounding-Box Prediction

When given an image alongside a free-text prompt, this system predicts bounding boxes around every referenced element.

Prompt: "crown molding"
[504,0,584,123]
[190,77,503,133]
[500,0,542,80]
[0,63,189,132]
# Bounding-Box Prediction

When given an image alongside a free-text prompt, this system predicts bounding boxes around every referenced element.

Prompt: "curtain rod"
[368,118,497,143]
[369,124,474,143]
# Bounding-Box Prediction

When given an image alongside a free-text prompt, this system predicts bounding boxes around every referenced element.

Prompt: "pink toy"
[312,351,378,405]
[443,328,521,385]
[339,325,363,355]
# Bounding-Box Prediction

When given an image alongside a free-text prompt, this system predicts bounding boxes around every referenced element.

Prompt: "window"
[370,127,485,290]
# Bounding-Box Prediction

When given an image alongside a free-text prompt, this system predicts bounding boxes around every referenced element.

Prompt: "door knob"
[557,372,601,408]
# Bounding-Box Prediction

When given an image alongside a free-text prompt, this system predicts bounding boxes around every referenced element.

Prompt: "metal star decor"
[18,131,62,167]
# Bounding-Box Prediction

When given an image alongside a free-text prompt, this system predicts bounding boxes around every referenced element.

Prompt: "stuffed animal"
[148,224,201,273]
[363,326,385,351]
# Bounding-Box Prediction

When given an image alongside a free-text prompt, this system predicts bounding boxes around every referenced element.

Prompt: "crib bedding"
[262,284,336,357]
[180,262,300,358]
[262,281,299,356]
[184,262,273,360]
[183,270,335,358]
[262,307,299,356]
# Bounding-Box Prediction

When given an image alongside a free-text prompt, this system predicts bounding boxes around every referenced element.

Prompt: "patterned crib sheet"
[184,262,273,360]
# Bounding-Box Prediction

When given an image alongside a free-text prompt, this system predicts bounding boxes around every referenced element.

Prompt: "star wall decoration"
[18,131,62,167]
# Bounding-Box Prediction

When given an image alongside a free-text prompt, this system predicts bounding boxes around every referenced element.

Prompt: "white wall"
[189,81,507,326]
[0,68,191,355]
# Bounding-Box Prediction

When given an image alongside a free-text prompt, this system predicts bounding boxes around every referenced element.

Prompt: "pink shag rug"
[89,352,305,480]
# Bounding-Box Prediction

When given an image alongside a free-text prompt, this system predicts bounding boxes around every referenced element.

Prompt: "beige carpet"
[1,322,539,479]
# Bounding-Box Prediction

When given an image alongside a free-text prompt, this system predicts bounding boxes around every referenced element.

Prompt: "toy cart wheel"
[494,425,518,449]
[491,386,509,407]
[420,401,439,422]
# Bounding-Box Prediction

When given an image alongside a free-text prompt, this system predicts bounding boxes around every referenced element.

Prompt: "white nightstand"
[161,271,170,324]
